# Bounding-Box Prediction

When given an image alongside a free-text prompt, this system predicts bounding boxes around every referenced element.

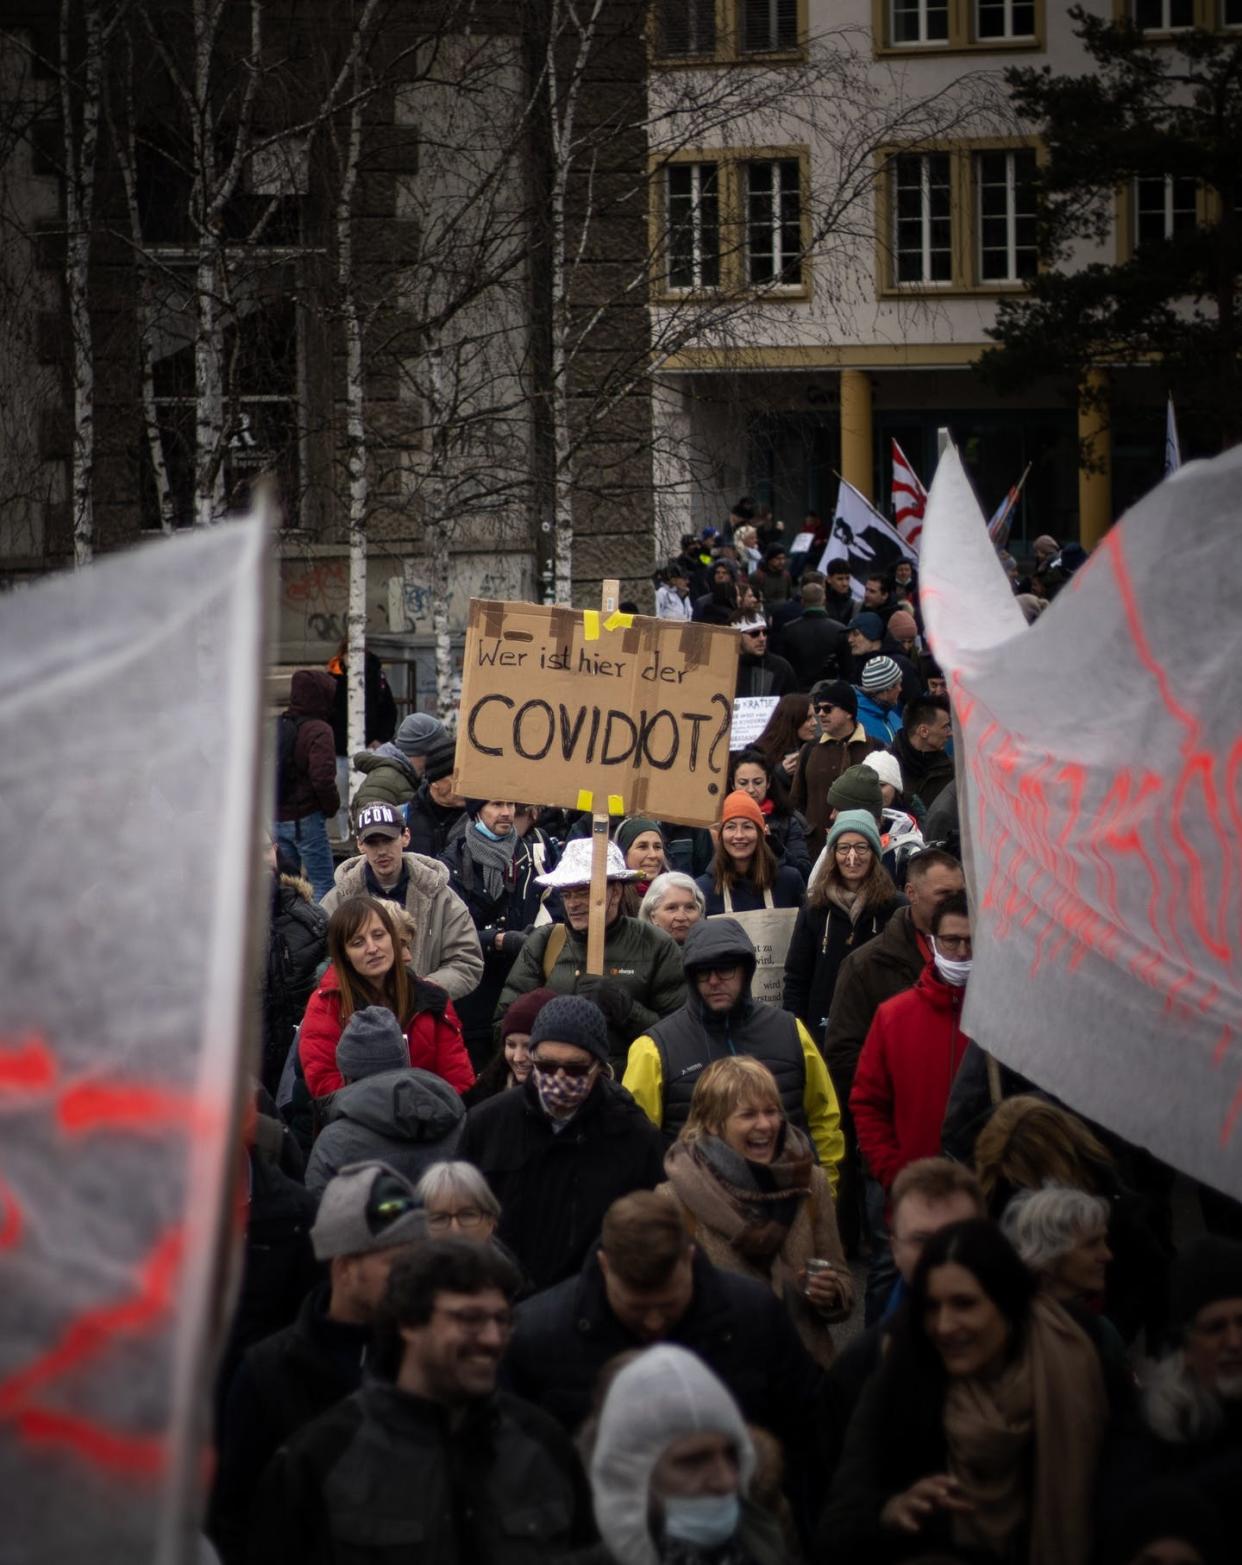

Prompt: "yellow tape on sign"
[604,611,634,632]
[577,789,594,811]
[608,794,624,816]
[582,610,601,641]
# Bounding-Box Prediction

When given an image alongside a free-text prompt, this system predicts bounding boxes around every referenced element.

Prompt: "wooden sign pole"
[585,577,620,975]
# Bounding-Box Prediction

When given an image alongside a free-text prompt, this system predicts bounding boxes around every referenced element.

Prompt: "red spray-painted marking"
[1219,1076,1242,1147]
[57,1082,220,1139]
[0,1179,22,1249]
[0,1034,57,1094]
[0,1228,183,1416]
[15,1406,166,1477]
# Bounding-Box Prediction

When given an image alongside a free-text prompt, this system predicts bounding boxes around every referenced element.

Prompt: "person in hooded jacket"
[455,996,666,1292]
[348,739,421,819]
[401,731,467,856]
[262,839,329,1097]
[274,670,341,900]
[304,1007,465,1197]
[577,1345,788,1565]
[438,798,545,1069]
[623,917,844,1181]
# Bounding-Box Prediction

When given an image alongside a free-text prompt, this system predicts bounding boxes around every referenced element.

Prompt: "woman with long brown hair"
[694,791,803,915]
[753,692,816,791]
[297,894,474,1099]
[782,810,904,1050]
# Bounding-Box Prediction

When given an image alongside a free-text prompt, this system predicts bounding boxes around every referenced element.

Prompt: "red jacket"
[850,963,970,1191]
[298,967,475,1098]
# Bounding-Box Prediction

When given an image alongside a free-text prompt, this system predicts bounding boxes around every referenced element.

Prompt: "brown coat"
[790,727,883,860]
[656,1152,853,1369]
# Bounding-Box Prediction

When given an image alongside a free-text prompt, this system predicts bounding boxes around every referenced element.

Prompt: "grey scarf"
[463,820,518,900]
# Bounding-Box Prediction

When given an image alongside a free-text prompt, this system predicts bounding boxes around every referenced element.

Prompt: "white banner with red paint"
[0,522,268,1560]
[920,445,1242,1199]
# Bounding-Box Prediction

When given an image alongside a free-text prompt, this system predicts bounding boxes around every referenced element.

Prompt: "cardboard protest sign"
[920,445,1242,1199]
[729,696,779,751]
[454,600,740,827]
[0,522,268,1560]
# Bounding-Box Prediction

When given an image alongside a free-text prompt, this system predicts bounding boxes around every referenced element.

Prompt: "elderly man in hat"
[457,995,666,1290]
[210,1163,427,1561]
[790,680,883,860]
[494,837,686,1071]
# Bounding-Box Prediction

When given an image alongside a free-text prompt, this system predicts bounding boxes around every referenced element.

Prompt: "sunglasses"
[531,1055,596,1079]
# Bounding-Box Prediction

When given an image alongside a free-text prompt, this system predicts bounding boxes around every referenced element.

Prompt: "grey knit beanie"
[336,1005,410,1081]
[395,712,446,757]
[860,655,903,693]
[528,994,610,1065]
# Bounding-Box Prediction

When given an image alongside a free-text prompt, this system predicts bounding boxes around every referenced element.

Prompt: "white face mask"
[931,937,972,988]
[661,1492,741,1549]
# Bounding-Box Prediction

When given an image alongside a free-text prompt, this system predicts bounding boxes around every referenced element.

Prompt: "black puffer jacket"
[249,1381,594,1565]
[262,872,328,1095]
[404,781,465,858]
[782,891,906,1051]
[455,1076,666,1293]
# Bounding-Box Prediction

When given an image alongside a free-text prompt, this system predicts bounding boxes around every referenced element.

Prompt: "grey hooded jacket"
[304,1067,465,1198]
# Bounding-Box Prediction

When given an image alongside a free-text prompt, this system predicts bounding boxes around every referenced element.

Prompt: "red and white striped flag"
[890,438,926,550]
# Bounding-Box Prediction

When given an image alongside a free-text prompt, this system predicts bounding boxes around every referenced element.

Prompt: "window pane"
[667,162,719,289]
[660,0,717,55]
[977,0,1037,36]
[742,0,799,52]
[894,153,951,284]
[891,0,947,43]
[1227,0,1242,26]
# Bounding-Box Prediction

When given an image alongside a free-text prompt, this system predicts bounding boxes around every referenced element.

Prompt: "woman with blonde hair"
[973,1094,1170,1344]
[656,1055,853,1368]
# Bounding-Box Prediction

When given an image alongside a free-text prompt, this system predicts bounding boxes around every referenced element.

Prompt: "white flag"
[817,477,919,597]
[0,521,269,1561]
[1164,395,1181,478]
[920,443,1242,1199]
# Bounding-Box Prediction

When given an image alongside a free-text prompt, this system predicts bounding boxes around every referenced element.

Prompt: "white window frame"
[893,152,952,286]
[974,149,1037,283]
[657,0,718,57]
[1134,173,1197,245]
[665,161,720,292]
[745,158,803,286]
[974,0,1037,39]
[889,0,949,45]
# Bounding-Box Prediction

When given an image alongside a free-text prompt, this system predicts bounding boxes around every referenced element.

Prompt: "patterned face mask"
[533,1063,598,1117]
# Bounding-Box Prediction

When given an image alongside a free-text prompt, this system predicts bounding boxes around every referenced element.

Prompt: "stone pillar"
[1077,367,1112,548]
[839,369,874,501]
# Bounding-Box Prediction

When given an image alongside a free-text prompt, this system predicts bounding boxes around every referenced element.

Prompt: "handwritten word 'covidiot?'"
[465,691,732,776]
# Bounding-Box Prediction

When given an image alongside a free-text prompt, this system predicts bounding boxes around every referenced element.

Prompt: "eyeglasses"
[813,703,838,715]
[531,1055,596,1079]
[935,935,973,953]
[694,964,743,981]
[743,629,767,638]
[432,1304,514,1335]
[834,843,873,860]
[426,1207,490,1231]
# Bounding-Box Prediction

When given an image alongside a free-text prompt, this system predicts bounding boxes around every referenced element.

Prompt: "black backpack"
[274,713,306,809]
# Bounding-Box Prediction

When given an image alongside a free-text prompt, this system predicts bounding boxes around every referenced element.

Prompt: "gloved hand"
[575,976,634,1031]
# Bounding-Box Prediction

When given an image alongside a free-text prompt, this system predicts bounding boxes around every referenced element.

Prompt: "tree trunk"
[62,0,104,568]
[339,69,368,799]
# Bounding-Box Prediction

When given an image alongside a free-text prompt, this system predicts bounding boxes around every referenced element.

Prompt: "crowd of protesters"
[244,508,1242,1565]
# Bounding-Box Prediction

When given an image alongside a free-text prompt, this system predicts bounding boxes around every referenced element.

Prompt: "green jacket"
[495,916,686,1068]
[350,744,419,817]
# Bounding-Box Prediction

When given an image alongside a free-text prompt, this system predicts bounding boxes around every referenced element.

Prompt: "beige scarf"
[943,1295,1106,1565]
